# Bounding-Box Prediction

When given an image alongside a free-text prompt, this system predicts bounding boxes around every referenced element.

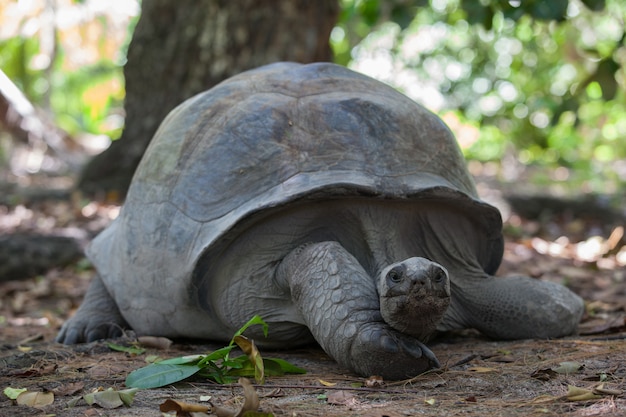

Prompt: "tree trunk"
[78,0,339,198]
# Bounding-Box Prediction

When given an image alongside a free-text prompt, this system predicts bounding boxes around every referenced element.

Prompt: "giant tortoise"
[57,62,584,379]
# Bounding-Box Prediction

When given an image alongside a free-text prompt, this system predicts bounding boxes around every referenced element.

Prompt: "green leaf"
[83,388,124,409]
[107,342,146,355]
[391,5,415,30]
[225,358,306,378]
[265,358,307,375]
[593,58,619,101]
[3,387,27,400]
[530,0,568,21]
[118,388,139,406]
[82,388,138,409]
[125,363,202,389]
[159,354,206,365]
[358,0,380,26]
[581,0,606,11]
[462,0,493,28]
[231,315,269,342]
[124,315,306,386]
[198,346,237,365]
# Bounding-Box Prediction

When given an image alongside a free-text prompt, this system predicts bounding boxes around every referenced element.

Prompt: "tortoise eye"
[433,269,446,284]
[387,268,402,283]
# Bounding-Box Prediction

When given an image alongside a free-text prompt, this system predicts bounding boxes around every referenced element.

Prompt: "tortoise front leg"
[276,241,440,379]
[439,272,584,340]
[56,274,128,344]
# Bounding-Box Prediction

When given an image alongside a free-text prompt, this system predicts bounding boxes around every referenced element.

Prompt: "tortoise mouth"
[380,291,451,341]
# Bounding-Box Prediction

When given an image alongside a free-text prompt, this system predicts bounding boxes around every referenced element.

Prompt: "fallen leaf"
[260,388,284,398]
[467,366,498,373]
[6,369,41,377]
[553,362,583,375]
[593,383,622,396]
[212,378,260,417]
[118,388,138,406]
[138,335,173,350]
[144,354,164,363]
[487,355,515,363]
[364,376,384,387]
[424,398,436,405]
[16,391,54,407]
[578,315,626,335]
[107,342,146,355]
[125,362,202,389]
[531,368,558,381]
[4,387,27,400]
[234,335,264,384]
[566,385,601,401]
[326,390,358,407]
[50,381,85,396]
[531,394,558,404]
[83,388,138,409]
[319,379,337,387]
[159,399,210,413]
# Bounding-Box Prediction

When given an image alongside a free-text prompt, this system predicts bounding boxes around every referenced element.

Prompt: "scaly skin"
[438,271,584,339]
[275,241,443,379]
[55,274,127,344]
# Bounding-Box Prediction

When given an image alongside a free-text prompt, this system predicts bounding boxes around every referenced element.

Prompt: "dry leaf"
[531,394,558,404]
[593,383,622,396]
[566,385,601,401]
[16,391,54,407]
[51,381,85,396]
[83,388,138,409]
[160,399,210,413]
[487,355,515,363]
[553,361,583,375]
[212,378,260,417]
[319,379,337,387]
[234,335,264,384]
[531,368,558,381]
[260,388,285,398]
[138,335,173,349]
[326,390,358,406]
[467,366,498,373]
[364,376,384,387]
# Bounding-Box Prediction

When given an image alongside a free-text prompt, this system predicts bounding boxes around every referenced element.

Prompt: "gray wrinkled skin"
[57,62,584,380]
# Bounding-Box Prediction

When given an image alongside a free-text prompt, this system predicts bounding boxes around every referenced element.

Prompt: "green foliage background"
[333,0,625,193]
[1,0,624,192]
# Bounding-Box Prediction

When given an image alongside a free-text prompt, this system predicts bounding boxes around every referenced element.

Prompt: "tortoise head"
[377,257,451,341]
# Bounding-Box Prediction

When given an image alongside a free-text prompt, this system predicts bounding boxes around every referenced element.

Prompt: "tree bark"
[78,0,339,198]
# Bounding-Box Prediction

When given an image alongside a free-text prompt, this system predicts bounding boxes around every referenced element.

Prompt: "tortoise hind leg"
[276,241,440,379]
[439,273,584,340]
[56,274,128,344]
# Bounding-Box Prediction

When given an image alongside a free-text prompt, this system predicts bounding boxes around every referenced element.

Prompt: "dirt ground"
[1,177,626,417]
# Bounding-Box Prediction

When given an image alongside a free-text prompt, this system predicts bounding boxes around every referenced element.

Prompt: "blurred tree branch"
[0,69,85,171]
